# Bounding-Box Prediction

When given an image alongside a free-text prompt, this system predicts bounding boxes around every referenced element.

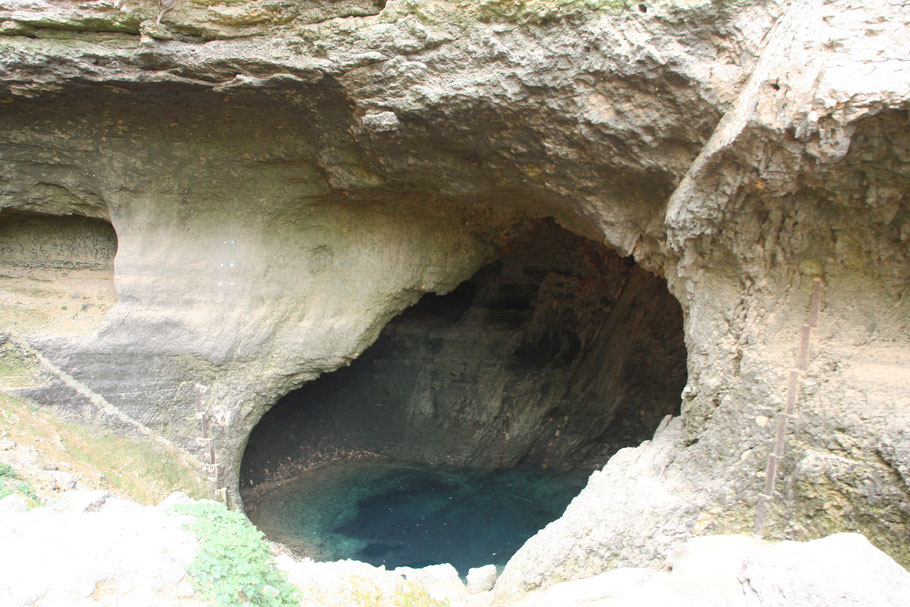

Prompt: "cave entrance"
[240,219,687,574]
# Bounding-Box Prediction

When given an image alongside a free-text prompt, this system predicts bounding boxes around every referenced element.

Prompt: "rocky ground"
[2,398,909,607]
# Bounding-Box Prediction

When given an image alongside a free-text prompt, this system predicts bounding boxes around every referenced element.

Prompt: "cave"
[239,219,687,573]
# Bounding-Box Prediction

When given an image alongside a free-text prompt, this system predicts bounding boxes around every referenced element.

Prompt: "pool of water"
[247,461,588,576]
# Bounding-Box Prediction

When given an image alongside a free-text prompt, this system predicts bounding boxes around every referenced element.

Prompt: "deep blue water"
[249,461,587,576]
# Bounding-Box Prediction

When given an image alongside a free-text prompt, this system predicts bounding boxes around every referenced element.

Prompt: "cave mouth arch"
[240,218,687,571]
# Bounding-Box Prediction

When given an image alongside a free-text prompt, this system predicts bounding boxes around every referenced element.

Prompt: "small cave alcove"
[240,219,687,574]
[0,210,118,335]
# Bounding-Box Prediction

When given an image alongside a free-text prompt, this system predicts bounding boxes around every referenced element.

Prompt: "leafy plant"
[0,462,39,504]
[174,502,301,607]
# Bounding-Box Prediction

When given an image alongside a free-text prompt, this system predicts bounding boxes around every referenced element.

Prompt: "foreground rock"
[525,534,910,607]
[740,534,910,607]
[467,565,498,594]
[0,490,201,607]
[1,486,907,607]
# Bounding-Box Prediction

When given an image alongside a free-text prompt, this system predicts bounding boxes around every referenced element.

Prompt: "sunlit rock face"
[1,0,908,595]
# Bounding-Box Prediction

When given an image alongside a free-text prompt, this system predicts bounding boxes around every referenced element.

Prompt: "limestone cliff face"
[0,0,907,595]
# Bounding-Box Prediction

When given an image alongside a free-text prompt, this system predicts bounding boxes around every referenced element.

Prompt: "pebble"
[52,471,77,491]
[175,579,196,597]
[467,564,498,593]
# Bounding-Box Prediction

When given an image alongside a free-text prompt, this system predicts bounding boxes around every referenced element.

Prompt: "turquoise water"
[248,461,588,575]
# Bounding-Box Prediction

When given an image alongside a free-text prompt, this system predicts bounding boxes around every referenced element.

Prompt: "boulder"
[466,564,497,594]
[0,493,29,514]
[740,533,910,607]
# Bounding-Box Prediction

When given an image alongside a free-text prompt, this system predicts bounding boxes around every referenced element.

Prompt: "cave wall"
[0,0,907,595]
[240,220,686,491]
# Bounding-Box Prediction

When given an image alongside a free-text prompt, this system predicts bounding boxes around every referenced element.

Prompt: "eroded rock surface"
[0,0,907,596]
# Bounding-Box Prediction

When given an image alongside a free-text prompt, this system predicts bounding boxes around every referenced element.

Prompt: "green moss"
[458,0,632,24]
[6,15,145,36]
[448,0,746,25]
[0,348,42,389]
[703,488,910,570]
[349,576,451,607]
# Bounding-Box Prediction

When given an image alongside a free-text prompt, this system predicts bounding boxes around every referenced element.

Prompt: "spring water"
[249,461,587,576]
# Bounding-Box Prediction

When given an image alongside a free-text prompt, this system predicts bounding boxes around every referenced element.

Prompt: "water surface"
[249,461,587,575]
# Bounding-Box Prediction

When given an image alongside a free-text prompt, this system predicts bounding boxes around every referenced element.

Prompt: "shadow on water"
[248,461,587,576]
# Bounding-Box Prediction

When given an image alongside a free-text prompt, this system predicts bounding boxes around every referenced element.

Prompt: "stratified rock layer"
[0,0,908,595]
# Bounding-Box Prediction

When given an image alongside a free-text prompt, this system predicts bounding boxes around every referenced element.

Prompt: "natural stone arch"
[237,218,688,569]
[239,219,687,491]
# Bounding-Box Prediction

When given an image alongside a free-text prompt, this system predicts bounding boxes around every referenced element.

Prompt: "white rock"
[0,490,201,607]
[528,532,910,607]
[466,564,497,593]
[395,563,468,604]
[175,579,196,597]
[74,569,109,598]
[157,491,194,510]
[51,470,77,490]
[740,533,910,607]
[533,567,658,607]
[0,438,16,450]
[100,495,146,513]
[361,111,400,133]
[662,534,767,606]
[51,489,110,513]
[0,493,29,514]
[395,563,461,587]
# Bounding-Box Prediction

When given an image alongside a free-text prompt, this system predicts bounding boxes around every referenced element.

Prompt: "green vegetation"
[0,462,39,505]
[349,576,451,607]
[453,0,737,24]
[391,582,451,607]
[0,393,212,505]
[60,421,213,503]
[175,502,301,607]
